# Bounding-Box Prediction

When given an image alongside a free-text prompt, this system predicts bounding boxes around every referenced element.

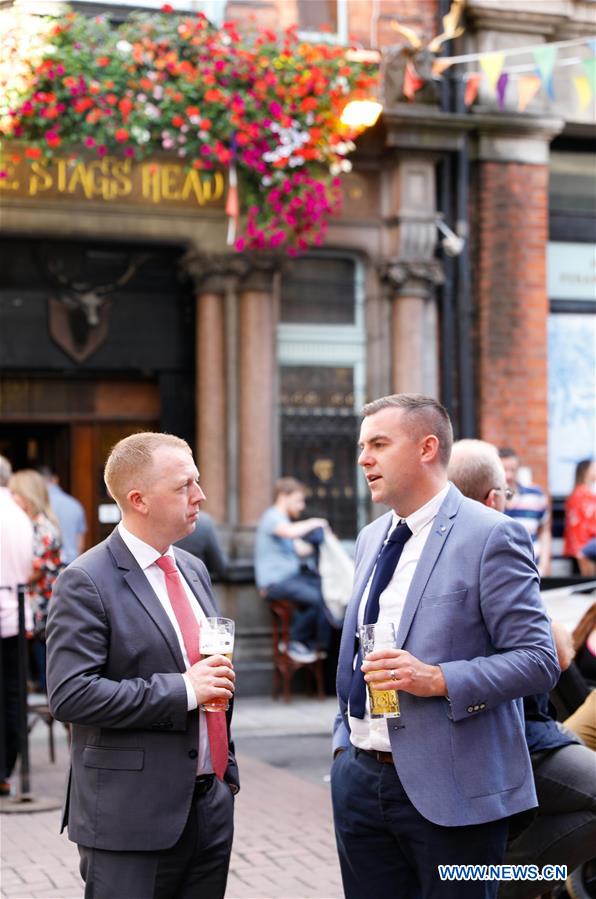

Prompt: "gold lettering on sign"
[0,146,225,211]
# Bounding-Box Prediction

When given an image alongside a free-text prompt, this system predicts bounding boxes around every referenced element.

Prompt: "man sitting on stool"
[255,478,331,664]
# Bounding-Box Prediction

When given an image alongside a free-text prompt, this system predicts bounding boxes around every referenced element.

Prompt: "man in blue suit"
[332,394,560,899]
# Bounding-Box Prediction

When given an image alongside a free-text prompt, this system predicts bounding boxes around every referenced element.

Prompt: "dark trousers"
[500,743,596,899]
[332,746,508,899]
[266,571,331,649]
[1,636,19,780]
[78,776,234,899]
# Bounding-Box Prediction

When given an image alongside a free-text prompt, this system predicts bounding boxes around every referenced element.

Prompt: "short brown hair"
[273,477,305,501]
[362,394,453,467]
[104,432,191,506]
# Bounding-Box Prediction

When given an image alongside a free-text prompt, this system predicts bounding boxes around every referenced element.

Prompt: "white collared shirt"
[349,483,450,751]
[118,523,212,773]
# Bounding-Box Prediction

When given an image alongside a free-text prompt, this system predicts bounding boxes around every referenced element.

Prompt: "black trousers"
[1,636,19,780]
[78,776,234,899]
[332,746,509,899]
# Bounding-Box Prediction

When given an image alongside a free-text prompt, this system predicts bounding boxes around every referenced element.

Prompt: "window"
[280,255,356,325]
[298,0,348,44]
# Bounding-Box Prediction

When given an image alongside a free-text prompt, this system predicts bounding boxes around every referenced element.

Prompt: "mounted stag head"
[383,0,465,105]
[43,251,149,362]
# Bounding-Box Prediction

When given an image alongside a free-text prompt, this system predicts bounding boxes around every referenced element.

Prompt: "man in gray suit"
[46,432,238,899]
[332,395,560,899]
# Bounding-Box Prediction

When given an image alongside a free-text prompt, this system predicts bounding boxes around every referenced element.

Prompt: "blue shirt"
[523,693,579,755]
[254,506,300,589]
[48,483,87,565]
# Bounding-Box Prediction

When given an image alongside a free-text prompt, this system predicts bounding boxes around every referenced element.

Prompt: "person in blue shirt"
[254,477,331,663]
[40,468,87,565]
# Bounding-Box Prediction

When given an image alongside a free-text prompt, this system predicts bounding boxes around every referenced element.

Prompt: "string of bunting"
[429,34,596,111]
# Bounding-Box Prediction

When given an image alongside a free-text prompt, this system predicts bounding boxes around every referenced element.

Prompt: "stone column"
[381,260,443,397]
[377,156,443,398]
[237,257,278,527]
[183,254,232,523]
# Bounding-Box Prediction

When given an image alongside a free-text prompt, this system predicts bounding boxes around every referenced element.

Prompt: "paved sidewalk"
[1,697,343,899]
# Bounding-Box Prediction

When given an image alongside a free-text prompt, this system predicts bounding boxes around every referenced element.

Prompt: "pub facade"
[1,0,594,692]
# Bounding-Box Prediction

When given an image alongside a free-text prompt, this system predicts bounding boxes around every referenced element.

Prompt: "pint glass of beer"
[199,617,235,712]
[359,621,400,718]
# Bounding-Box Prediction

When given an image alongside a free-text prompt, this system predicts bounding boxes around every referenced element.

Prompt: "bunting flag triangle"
[432,57,453,76]
[573,74,592,109]
[532,44,558,99]
[496,72,509,110]
[582,57,596,93]
[225,160,239,246]
[403,62,425,101]
[517,74,541,112]
[464,73,482,107]
[479,52,505,93]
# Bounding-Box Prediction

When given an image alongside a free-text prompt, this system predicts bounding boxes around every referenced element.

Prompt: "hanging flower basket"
[0,6,378,254]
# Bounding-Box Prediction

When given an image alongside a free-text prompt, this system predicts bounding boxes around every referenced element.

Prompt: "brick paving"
[1,698,343,899]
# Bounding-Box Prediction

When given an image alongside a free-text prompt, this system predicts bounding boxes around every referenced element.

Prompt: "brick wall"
[475,160,550,490]
[226,0,439,48]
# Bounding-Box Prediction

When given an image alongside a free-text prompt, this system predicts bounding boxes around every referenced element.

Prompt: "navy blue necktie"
[348,520,412,718]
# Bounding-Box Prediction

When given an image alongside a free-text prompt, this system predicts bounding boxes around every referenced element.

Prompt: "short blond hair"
[9,469,57,525]
[104,432,192,506]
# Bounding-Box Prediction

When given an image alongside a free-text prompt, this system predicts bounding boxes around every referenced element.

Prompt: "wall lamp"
[437,218,465,257]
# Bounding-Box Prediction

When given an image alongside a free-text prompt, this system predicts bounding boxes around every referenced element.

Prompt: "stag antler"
[47,253,150,325]
[390,21,423,52]
[428,0,465,53]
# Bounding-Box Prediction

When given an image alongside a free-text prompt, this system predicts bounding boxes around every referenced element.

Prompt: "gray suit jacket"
[334,484,560,827]
[46,529,239,851]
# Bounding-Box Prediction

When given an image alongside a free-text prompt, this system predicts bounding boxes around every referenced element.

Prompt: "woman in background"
[9,469,64,692]
[563,459,596,576]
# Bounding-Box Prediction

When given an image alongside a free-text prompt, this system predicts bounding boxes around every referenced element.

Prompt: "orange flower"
[105,94,118,105]
[25,146,42,160]
[119,97,133,119]
[96,56,110,67]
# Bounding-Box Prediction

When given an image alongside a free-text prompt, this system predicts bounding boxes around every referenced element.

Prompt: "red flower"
[171,115,185,128]
[161,3,174,11]
[115,128,129,142]
[25,147,42,159]
[96,56,110,67]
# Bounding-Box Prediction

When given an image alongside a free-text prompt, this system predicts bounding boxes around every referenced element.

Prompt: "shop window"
[298,0,348,44]
[280,254,356,325]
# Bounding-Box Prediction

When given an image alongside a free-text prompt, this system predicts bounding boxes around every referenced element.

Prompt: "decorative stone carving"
[380,258,444,298]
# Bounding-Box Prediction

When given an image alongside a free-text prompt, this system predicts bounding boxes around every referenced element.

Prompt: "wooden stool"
[269,599,325,703]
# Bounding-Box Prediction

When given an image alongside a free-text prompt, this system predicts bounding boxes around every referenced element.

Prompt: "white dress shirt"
[0,487,34,637]
[349,483,450,752]
[118,523,212,774]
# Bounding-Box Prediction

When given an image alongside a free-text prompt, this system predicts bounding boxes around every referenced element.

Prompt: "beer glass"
[359,621,400,718]
[199,617,235,712]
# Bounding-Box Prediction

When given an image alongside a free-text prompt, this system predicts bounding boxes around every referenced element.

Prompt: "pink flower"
[97,145,107,157]
[85,136,95,147]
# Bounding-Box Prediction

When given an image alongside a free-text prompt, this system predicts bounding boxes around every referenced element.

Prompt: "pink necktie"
[154,555,228,780]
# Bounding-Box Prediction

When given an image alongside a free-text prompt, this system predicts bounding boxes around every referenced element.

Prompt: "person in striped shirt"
[499,447,552,577]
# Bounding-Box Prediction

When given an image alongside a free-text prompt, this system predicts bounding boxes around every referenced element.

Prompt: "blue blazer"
[334,484,559,827]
